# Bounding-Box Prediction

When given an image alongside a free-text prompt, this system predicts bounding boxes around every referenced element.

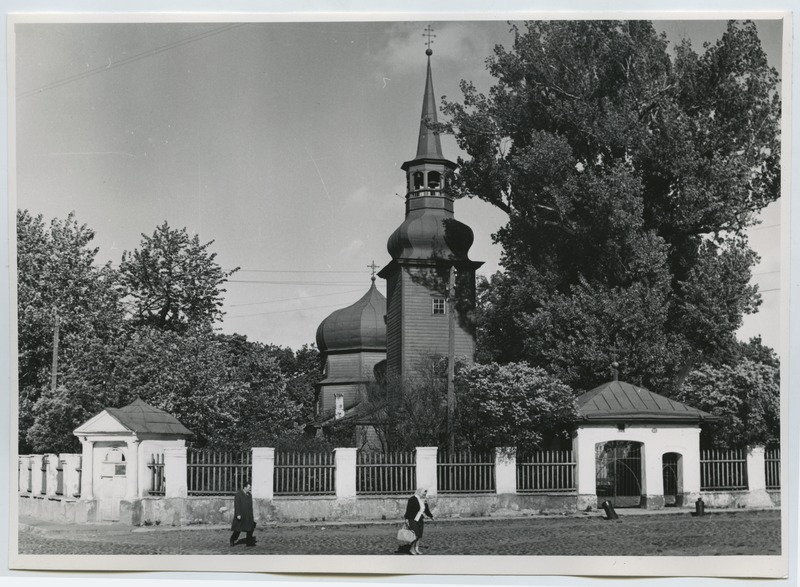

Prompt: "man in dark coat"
[230,482,256,547]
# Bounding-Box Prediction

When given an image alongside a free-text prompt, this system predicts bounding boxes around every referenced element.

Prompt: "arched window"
[427,171,441,189]
[413,171,424,190]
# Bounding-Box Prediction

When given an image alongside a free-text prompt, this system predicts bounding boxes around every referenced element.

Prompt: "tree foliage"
[454,362,577,451]
[119,222,238,331]
[441,20,780,392]
[16,210,123,453]
[19,212,313,453]
[27,327,305,452]
[677,355,779,448]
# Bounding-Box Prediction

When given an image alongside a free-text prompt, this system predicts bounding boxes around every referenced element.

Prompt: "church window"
[432,298,446,315]
[427,171,441,189]
[413,171,424,190]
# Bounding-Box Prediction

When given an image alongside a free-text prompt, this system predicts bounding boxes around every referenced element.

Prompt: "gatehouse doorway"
[596,441,643,507]
[662,452,683,506]
[96,447,127,521]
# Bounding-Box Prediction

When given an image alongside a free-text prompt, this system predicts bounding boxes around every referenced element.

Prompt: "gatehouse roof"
[576,380,714,424]
[74,397,192,437]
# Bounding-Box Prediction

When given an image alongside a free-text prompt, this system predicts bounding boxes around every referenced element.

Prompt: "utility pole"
[447,265,456,455]
[50,311,60,393]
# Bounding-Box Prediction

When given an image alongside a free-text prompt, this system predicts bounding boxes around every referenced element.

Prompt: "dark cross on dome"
[423,25,436,56]
[367,260,379,282]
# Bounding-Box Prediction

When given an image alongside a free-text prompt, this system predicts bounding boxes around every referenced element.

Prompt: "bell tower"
[378,36,483,381]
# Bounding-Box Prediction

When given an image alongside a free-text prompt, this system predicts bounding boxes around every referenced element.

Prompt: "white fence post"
[335,447,357,499]
[78,437,95,500]
[572,430,596,510]
[251,447,275,500]
[61,454,82,498]
[163,446,188,498]
[415,447,438,497]
[495,447,517,495]
[745,445,772,507]
[30,454,44,496]
[45,453,60,496]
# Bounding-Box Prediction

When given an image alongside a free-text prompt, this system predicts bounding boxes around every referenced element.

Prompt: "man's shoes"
[230,538,236,547]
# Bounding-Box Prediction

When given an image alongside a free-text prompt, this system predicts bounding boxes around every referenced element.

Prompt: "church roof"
[105,397,192,436]
[316,282,387,353]
[386,209,478,262]
[576,380,714,424]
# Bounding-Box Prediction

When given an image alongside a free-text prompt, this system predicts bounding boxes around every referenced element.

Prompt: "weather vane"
[368,260,379,282]
[423,25,436,55]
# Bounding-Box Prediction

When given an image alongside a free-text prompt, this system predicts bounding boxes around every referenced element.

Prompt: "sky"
[12,17,785,352]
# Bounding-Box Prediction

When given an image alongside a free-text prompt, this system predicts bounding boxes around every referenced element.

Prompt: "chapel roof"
[105,397,192,436]
[576,380,715,424]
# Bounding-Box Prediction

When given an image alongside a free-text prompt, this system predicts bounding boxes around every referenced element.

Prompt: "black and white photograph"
[6,7,792,581]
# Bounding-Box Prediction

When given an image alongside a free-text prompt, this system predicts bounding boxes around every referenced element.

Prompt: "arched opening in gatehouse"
[662,452,684,507]
[596,440,643,508]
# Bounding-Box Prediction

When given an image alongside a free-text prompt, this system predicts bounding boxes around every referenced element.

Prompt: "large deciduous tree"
[17,210,123,453]
[119,222,238,331]
[441,20,780,393]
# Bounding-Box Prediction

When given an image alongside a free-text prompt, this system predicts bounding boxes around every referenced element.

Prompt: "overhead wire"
[17,23,246,100]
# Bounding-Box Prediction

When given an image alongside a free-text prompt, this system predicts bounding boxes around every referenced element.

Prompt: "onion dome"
[387,210,475,261]
[316,282,387,353]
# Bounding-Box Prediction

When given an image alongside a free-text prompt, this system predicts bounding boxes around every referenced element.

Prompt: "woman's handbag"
[397,521,416,544]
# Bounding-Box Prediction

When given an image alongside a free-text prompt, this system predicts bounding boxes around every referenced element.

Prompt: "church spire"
[414,52,444,160]
[400,27,456,203]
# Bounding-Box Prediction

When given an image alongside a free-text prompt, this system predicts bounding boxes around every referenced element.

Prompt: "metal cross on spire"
[367,260,379,282]
[423,25,436,55]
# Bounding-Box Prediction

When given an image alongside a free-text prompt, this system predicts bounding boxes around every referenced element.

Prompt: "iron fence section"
[274,452,335,496]
[517,450,576,493]
[437,450,495,494]
[765,447,780,490]
[148,453,166,496]
[356,451,416,495]
[700,448,748,491]
[187,449,252,496]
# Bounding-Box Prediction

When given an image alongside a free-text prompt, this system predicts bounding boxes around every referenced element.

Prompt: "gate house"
[73,398,191,521]
[572,380,715,510]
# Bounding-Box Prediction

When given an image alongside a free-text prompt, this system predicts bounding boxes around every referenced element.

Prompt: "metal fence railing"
[356,451,416,495]
[187,449,252,496]
[700,448,748,491]
[274,452,335,496]
[765,447,780,490]
[517,450,576,493]
[148,453,166,496]
[437,450,495,494]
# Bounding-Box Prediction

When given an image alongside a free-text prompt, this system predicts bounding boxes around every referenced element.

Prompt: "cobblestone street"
[18,509,781,557]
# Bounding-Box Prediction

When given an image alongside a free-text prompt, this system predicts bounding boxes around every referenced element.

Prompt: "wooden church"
[314,44,482,437]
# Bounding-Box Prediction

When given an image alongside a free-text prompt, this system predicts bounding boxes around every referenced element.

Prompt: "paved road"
[18,509,781,556]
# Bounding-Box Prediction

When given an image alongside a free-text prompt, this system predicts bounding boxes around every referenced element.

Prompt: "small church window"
[432,298,446,315]
[427,171,441,189]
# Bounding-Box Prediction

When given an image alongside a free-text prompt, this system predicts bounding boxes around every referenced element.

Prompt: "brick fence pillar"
[495,447,517,495]
[415,447,438,497]
[30,455,44,496]
[745,445,772,507]
[335,447,357,499]
[164,446,188,498]
[61,453,82,498]
[251,447,275,500]
[18,456,31,493]
[45,453,60,497]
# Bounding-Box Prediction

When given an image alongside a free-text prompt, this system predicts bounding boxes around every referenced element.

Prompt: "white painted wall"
[572,424,702,505]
